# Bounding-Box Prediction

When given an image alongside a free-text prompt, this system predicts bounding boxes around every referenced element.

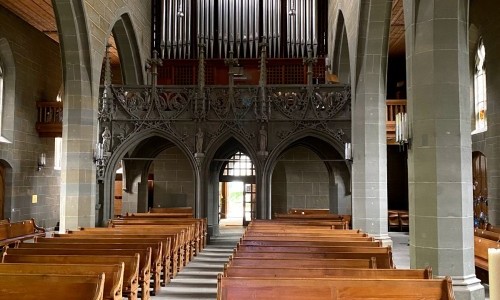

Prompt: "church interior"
[0,0,498,299]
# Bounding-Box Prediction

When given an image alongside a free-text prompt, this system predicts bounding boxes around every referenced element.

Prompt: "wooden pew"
[486,224,500,234]
[242,233,374,241]
[474,235,500,284]
[2,253,140,300]
[109,218,205,256]
[288,208,330,215]
[474,228,500,241]
[120,214,208,248]
[36,236,172,286]
[0,273,105,300]
[0,263,123,300]
[223,265,433,279]
[19,241,163,294]
[149,207,194,214]
[0,218,45,247]
[233,250,395,269]
[58,229,184,277]
[217,276,455,300]
[239,239,382,247]
[66,226,188,268]
[5,247,151,300]
[227,257,377,269]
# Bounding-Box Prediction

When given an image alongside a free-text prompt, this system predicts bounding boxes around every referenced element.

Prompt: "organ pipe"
[160,0,319,59]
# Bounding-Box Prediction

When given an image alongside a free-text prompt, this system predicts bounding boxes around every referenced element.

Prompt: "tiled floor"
[150,229,489,300]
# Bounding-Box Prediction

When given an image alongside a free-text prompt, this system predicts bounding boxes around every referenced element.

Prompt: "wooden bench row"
[218,219,455,300]
[0,218,45,247]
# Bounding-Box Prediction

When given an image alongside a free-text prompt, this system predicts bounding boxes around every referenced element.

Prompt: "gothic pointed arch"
[109,13,144,85]
[0,38,15,143]
[102,129,199,221]
[332,10,351,84]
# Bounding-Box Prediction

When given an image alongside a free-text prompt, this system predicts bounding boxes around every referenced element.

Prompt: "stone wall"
[152,147,195,208]
[0,6,62,229]
[272,147,329,212]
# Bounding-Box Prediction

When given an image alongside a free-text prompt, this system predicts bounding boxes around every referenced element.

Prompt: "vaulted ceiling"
[0,0,406,59]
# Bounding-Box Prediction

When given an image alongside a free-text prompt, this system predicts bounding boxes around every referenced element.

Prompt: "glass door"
[243,183,256,226]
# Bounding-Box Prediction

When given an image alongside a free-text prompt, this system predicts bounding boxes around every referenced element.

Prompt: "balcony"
[386,99,407,145]
[36,101,63,138]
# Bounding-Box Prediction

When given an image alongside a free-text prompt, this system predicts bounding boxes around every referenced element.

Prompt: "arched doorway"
[219,152,256,226]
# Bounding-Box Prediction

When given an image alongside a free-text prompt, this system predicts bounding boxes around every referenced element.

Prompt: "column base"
[371,233,393,247]
[445,275,485,300]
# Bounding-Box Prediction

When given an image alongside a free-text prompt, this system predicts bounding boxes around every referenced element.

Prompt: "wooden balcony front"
[386,99,407,145]
[36,101,63,138]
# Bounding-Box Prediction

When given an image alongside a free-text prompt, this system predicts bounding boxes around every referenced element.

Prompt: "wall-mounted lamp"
[37,153,46,171]
[344,142,353,162]
[396,112,411,149]
[93,143,104,166]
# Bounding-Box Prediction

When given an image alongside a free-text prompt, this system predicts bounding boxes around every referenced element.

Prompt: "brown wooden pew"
[0,263,123,300]
[109,220,201,259]
[227,257,377,269]
[287,208,331,215]
[474,235,500,284]
[217,276,455,300]
[223,265,433,279]
[19,241,163,293]
[2,253,140,300]
[239,238,381,247]
[109,218,205,255]
[149,207,194,214]
[119,214,208,248]
[0,273,105,300]
[242,232,374,241]
[37,236,173,286]
[0,218,45,248]
[474,228,500,241]
[233,250,394,269]
[5,247,151,300]
[66,226,188,268]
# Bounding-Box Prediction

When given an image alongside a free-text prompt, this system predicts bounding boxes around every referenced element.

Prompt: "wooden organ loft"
[35,0,406,140]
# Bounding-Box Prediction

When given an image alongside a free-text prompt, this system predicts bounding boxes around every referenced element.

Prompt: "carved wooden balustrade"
[35,101,63,137]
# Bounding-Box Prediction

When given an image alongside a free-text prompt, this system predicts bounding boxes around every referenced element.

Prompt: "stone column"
[404,0,484,298]
[351,0,392,246]
[53,0,96,231]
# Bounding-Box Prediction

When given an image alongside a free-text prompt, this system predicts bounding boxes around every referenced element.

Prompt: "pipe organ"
[153,0,326,59]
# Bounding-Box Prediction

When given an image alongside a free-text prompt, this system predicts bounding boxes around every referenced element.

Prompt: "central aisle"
[156,226,244,300]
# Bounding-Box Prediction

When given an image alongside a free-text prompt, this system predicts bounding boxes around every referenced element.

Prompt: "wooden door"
[0,165,4,218]
[472,151,488,228]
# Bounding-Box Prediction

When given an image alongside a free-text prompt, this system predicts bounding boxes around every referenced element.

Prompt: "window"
[473,39,487,134]
[222,152,255,177]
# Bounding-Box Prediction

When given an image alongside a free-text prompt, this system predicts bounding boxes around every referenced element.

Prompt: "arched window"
[473,39,487,134]
[222,152,255,177]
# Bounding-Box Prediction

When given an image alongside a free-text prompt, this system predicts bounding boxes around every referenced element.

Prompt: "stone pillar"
[404,0,484,298]
[53,0,96,231]
[351,0,392,246]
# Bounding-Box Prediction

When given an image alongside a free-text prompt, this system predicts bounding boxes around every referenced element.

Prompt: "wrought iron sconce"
[37,153,46,171]
[93,143,104,166]
[344,142,353,162]
[395,112,411,149]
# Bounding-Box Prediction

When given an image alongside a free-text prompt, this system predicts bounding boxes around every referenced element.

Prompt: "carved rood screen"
[96,46,351,181]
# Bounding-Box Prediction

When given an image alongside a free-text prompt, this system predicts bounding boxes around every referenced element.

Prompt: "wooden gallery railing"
[386,99,407,145]
[35,101,63,138]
